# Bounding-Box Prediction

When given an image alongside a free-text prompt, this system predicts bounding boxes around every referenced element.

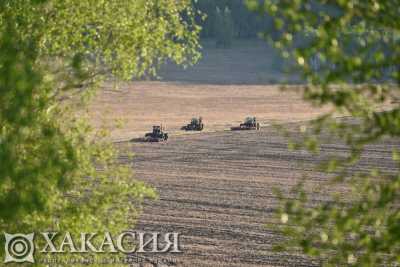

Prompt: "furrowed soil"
[119,125,398,267]
[89,40,398,266]
[97,82,398,266]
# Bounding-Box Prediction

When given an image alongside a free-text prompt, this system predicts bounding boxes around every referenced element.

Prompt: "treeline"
[193,0,273,40]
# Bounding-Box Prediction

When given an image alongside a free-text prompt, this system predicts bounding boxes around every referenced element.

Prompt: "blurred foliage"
[0,0,200,265]
[215,7,234,48]
[247,0,400,266]
[193,0,274,39]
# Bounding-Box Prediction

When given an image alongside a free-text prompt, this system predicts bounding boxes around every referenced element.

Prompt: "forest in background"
[193,0,274,41]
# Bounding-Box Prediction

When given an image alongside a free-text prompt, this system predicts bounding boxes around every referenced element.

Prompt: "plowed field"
[121,124,399,267]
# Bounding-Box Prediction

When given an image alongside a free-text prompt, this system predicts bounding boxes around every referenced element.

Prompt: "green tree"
[0,0,200,264]
[193,0,274,39]
[247,0,400,265]
[215,6,234,48]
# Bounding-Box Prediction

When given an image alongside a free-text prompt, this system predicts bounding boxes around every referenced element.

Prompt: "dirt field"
[88,40,318,142]
[88,80,393,266]
[88,40,396,266]
[120,125,398,267]
[89,82,328,141]
[91,81,397,266]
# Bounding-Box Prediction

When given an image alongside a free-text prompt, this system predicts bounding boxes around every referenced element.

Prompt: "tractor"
[181,117,204,131]
[231,117,260,131]
[144,125,168,142]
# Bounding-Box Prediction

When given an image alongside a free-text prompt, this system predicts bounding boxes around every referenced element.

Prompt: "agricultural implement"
[144,125,168,142]
[231,117,260,131]
[182,117,204,131]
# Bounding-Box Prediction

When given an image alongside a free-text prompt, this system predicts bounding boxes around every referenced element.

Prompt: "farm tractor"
[182,117,204,131]
[145,125,168,142]
[231,117,260,131]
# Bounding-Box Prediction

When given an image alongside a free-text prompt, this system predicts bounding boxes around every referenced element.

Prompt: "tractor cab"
[231,117,260,131]
[191,118,199,125]
[152,125,162,135]
[144,125,168,142]
[243,117,256,126]
[182,116,204,131]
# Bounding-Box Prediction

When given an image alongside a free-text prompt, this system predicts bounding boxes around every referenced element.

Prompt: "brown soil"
[88,38,396,266]
[89,82,328,141]
[116,124,398,267]
[89,81,397,266]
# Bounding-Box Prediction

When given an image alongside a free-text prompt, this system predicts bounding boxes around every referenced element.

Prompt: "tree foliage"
[0,0,200,264]
[194,0,273,39]
[247,0,400,265]
[215,7,234,48]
